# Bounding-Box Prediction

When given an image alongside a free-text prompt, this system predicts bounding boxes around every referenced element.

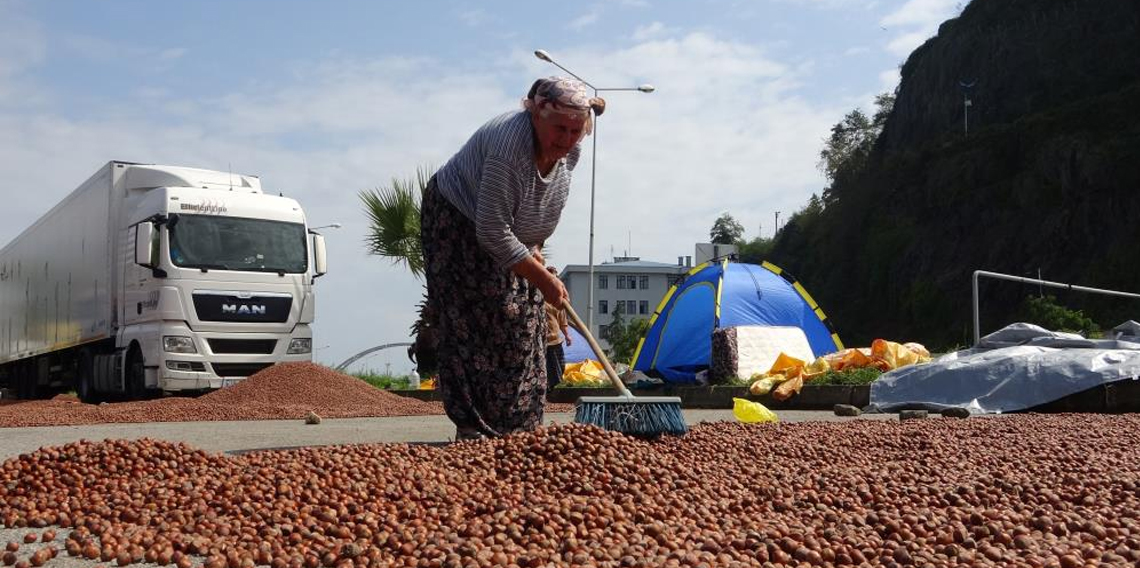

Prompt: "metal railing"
[972,270,1140,344]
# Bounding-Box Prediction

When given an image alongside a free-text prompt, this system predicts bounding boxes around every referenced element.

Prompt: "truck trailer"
[0,161,328,401]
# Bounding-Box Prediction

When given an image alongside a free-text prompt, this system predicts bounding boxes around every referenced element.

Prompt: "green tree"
[601,311,653,365]
[360,166,437,374]
[1018,295,1101,337]
[360,167,432,277]
[818,92,895,200]
[709,213,745,244]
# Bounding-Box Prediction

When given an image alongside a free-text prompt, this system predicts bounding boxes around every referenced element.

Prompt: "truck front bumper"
[156,325,313,392]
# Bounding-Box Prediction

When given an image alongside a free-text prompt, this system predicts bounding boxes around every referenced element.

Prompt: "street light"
[534,49,654,336]
[309,222,343,232]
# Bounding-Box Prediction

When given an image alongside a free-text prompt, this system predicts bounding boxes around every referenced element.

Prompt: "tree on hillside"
[818,92,895,201]
[709,213,745,244]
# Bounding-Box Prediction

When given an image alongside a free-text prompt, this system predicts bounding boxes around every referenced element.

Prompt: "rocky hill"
[768,0,1140,349]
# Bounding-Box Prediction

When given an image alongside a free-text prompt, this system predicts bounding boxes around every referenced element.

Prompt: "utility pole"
[774,212,780,238]
[960,79,977,136]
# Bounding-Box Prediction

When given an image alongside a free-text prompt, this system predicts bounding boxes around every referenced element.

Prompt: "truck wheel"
[76,350,102,404]
[126,347,148,399]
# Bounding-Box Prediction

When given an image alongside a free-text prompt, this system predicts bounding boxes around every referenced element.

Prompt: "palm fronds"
[360,167,433,278]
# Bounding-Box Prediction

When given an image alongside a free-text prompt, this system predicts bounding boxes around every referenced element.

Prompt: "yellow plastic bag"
[733,398,778,423]
[749,377,777,396]
[562,360,607,386]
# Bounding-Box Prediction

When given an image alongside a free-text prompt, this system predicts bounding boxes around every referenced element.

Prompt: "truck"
[0,161,328,401]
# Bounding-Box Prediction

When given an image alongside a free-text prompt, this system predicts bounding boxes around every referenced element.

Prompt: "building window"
[616,275,626,289]
[639,275,649,289]
[598,274,608,289]
[599,300,608,314]
[626,300,637,315]
[613,301,624,314]
[639,300,649,315]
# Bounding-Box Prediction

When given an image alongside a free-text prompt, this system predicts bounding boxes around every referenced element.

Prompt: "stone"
[833,404,862,417]
[941,407,971,418]
[899,410,928,421]
[304,411,322,425]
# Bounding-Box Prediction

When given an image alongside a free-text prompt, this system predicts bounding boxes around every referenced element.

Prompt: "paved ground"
[0,409,897,459]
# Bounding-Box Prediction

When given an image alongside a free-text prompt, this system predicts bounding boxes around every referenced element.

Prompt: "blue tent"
[631,260,843,383]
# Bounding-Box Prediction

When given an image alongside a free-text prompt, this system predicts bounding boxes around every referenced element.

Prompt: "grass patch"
[353,371,410,390]
[810,367,883,386]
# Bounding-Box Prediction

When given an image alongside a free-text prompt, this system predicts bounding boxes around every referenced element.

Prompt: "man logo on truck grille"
[222,304,267,315]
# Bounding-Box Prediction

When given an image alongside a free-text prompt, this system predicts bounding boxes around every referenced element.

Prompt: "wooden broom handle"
[563,301,632,396]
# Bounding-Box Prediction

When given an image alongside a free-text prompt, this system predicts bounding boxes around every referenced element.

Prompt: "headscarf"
[523,76,606,124]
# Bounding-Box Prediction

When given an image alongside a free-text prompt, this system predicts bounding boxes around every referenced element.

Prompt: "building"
[559,257,689,341]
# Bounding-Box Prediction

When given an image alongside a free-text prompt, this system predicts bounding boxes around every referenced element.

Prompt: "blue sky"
[0,0,960,374]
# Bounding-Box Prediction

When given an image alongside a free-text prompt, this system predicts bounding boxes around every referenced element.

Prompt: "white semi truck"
[0,161,327,401]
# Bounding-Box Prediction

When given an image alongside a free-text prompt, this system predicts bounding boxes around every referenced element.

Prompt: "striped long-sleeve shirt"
[434,110,580,269]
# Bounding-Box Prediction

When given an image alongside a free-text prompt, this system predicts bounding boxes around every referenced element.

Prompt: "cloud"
[456,8,491,27]
[632,21,676,41]
[0,26,849,371]
[0,0,47,103]
[880,0,960,56]
[844,46,871,56]
[568,6,602,30]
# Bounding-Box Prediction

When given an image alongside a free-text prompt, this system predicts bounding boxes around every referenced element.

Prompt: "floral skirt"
[421,178,547,439]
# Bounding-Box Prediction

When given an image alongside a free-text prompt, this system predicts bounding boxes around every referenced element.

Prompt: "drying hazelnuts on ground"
[3,414,1140,567]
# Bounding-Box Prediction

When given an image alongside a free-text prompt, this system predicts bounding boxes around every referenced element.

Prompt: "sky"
[0,0,961,375]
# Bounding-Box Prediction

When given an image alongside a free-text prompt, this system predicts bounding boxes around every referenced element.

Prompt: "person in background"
[544,266,572,393]
[421,76,605,441]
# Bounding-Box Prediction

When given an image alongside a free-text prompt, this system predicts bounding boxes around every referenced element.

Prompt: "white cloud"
[456,8,491,27]
[0,27,851,371]
[568,7,602,30]
[632,21,675,41]
[844,46,871,56]
[0,0,46,103]
[880,0,959,56]
[159,47,187,61]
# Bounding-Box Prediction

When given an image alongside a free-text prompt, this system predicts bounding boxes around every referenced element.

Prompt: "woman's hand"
[512,254,568,306]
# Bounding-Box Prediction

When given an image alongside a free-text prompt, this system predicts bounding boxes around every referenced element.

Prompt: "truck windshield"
[168,214,307,273]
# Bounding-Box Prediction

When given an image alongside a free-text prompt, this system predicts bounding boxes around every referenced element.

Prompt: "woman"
[422,77,604,441]
[543,266,573,393]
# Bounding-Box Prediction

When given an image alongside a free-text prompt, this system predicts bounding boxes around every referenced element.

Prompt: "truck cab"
[111,165,327,396]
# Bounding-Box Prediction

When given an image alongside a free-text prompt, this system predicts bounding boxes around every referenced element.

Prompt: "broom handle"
[563,301,633,397]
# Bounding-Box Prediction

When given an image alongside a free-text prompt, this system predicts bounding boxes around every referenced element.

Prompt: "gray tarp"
[869,323,1140,414]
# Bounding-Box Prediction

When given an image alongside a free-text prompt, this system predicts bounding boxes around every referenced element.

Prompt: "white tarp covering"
[869,323,1140,414]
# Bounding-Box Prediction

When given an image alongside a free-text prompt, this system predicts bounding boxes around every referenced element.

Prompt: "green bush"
[1019,295,1101,337]
[353,371,411,390]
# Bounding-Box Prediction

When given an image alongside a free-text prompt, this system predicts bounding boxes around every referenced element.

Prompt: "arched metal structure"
[335,342,413,372]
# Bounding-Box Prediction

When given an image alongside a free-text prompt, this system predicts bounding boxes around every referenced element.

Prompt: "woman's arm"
[511,254,568,306]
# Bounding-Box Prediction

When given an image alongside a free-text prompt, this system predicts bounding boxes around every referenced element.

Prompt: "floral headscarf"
[523,76,606,121]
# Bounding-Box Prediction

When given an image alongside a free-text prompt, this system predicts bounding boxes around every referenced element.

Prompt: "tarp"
[563,326,593,363]
[632,260,843,383]
[870,323,1140,414]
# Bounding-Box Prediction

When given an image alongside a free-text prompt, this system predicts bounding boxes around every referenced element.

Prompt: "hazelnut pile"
[3,414,1139,567]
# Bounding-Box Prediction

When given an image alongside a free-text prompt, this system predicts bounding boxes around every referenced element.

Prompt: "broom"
[563,301,687,436]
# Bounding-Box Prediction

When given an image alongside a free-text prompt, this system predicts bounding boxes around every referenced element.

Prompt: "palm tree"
[360,166,437,374]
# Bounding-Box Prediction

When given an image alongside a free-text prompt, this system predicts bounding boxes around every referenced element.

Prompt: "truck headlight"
[287,338,312,354]
[163,336,197,353]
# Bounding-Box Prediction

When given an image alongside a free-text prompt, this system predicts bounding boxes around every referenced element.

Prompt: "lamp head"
[638,84,656,93]
[534,49,552,62]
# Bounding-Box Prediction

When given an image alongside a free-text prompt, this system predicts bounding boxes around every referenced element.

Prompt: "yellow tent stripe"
[814,307,827,320]
[792,281,819,310]
[632,274,684,368]
[761,260,782,275]
[832,333,845,350]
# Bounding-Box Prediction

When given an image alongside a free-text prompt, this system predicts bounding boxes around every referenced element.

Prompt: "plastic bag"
[733,397,779,423]
[749,377,777,396]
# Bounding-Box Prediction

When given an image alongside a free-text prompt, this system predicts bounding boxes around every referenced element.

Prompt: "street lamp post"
[309,222,343,232]
[534,49,654,336]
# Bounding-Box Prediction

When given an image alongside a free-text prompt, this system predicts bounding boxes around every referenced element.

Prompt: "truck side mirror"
[312,233,327,277]
[135,223,155,267]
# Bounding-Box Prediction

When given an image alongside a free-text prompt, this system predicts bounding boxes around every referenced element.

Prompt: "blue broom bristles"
[574,401,688,436]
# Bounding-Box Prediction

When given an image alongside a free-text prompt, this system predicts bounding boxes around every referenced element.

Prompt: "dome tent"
[631,260,843,383]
